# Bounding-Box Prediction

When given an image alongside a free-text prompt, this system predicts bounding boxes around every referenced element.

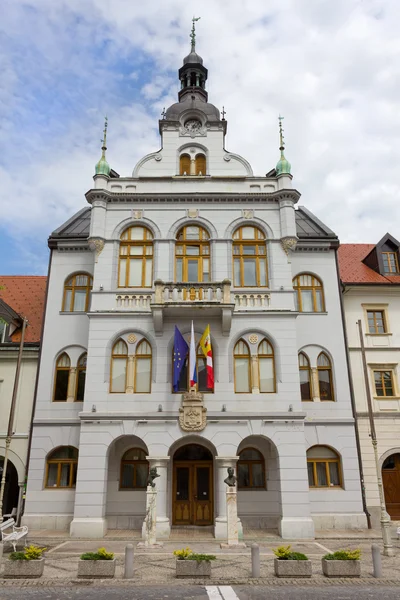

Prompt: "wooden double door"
[173,462,213,526]
[382,453,400,520]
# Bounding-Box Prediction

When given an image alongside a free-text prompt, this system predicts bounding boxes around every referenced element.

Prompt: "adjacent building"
[22,34,367,538]
[339,234,400,527]
[0,276,47,520]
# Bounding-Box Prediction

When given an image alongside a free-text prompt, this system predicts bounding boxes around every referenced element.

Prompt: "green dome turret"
[95,117,111,176]
[276,115,291,176]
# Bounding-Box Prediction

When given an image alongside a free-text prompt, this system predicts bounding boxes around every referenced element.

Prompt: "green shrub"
[173,547,193,560]
[186,553,216,562]
[9,546,46,561]
[323,549,361,561]
[80,547,114,561]
[273,545,308,560]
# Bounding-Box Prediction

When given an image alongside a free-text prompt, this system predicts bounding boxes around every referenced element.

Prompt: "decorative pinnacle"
[101,116,108,158]
[190,16,201,52]
[278,114,285,157]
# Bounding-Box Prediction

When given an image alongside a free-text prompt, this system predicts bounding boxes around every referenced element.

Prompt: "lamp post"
[357,319,394,556]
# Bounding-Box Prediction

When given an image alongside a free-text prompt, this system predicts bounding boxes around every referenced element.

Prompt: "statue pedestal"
[220,486,245,548]
[138,486,163,549]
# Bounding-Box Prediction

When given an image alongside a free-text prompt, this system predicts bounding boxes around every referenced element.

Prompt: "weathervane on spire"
[95,116,111,176]
[276,114,291,176]
[101,116,108,158]
[278,114,285,156]
[190,16,201,51]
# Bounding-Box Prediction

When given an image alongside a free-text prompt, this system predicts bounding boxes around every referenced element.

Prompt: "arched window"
[293,274,325,312]
[111,339,128,393]
[238,448,265,489]
[54,353,70,402]
[299,352,312,401]
[120,448,148,490]
[76,353,87,402]
[175,225,210,283]
[307,446,341,488]
[317,352,334,401]
[118,226,153,288]
[195,153,206,175]
[180,154,191,175]
[234,339,251,393]
[45,447,78,488]
[173,341,214,393]
[62,273,92,312]
[135,340,152,393]
[258,339,275,393]
[233,226,267,287]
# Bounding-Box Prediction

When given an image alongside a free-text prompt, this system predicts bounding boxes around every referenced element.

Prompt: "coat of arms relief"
[179,388,207,431]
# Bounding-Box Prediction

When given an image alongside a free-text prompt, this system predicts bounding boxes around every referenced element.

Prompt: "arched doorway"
[382,453,400,519]
[172,444,213,526]
[0,457,19,517]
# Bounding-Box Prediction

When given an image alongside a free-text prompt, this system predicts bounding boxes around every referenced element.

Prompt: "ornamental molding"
[248,334,259,344]
[179,388,207,432]
[88,237,105,262]
[280,237,298,255]
[127,334,137,344]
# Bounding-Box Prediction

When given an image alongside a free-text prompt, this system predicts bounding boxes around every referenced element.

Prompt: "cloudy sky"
[1,0,399,274]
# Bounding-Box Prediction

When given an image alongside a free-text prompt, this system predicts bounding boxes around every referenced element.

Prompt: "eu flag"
[173,326,189,392]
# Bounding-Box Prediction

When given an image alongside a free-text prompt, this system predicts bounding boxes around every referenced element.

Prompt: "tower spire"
[95,116,111,176]
[276,115,291,176]
[190,16,201,52]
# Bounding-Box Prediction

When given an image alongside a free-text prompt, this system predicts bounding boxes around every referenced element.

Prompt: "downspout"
[19,249,53,525]
[0,317,28,517]
[334,250,371,528]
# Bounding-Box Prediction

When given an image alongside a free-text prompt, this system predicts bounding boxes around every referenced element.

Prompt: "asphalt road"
[0,586,399,600]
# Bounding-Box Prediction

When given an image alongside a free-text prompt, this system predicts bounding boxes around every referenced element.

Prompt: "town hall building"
[22,27,367,539]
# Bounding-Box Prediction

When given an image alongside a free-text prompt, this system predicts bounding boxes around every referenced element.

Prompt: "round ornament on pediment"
[248,334,258,344]
[127,334,137,344]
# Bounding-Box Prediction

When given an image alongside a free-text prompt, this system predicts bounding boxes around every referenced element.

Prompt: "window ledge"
[59,311,88,315]
[374,396,400,400]
[366,332,392,336]
[297,312,328,316]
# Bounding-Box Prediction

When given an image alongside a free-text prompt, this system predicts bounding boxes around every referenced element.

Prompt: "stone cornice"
[85,189,301,205]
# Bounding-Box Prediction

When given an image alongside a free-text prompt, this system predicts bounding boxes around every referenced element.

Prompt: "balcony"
[151,280,234,335]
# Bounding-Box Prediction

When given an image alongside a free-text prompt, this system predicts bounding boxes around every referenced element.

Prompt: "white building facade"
[339,235,400,528]
[23,41,367,539]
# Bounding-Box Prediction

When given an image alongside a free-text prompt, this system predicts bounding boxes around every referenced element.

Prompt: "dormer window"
[0,318,7,343]
[382,251,399,274]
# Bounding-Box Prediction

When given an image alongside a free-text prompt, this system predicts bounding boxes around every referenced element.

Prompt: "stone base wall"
[311,513,368,530]
[240,515,279,531]
[107,515,144,530]
[21,514,72,531]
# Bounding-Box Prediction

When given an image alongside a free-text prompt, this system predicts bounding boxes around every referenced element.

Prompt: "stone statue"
[147,466,160,488]
[224,467,237,487]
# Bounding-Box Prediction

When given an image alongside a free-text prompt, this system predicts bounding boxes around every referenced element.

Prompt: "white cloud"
[2,0,400,273]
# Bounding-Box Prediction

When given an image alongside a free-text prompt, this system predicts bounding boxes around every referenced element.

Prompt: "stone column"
[311,368,320,402]
[214,457,242,540]
[223,485,245,547]
[126,356,135,394]
[190,158,196,175]
[144,486,157,546]
[251,356,260,394]
[143,457,170,539]
[66,368,77,402]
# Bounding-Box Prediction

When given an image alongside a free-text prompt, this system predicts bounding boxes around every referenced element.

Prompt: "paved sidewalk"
[1,536,400,586]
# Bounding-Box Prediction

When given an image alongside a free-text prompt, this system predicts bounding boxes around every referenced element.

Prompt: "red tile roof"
[338,244,400,285]
[0,276,47,343]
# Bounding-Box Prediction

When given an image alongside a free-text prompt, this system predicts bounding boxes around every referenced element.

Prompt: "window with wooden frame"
[135,340,152,393]
[76,353,87,402]
[110,339,128,393]
[367,310,387,334]
[175,226,210,283]
[62,273,92,312]
[120,448,149,490]
[307,446,342,488]
[373,370,396,397]
[0,318,8,343]
[173,342,214,393]
[195,153,206,175]
[180,154,191,175]
[118,226,153,288]
[382,251,399,273]
[233,226,268,287]
[45,447,78,488]
[238,448,265,489]
[317,352,334,401]
[53,353,70,402]
[293,274,325,312]
[234,339,251,393]
[258,339,275,393]
[299,352,312,401]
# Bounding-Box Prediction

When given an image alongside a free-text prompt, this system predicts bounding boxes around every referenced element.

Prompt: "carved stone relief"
[88,237,105,263]
[179,388,207,432]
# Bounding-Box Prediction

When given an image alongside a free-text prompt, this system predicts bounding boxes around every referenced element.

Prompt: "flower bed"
[3,545,46,579]
[78,547,116,579]
[273,545,312,578]
[322,549,361,578]
[174,547,216,579]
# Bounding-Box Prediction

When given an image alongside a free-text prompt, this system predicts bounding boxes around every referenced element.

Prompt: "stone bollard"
[124,543,134,579]
[251,543,260,578]
[372,544,382,578]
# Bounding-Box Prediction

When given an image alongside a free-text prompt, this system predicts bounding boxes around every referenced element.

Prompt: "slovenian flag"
[199,324,214,389]
[189,320,197,388]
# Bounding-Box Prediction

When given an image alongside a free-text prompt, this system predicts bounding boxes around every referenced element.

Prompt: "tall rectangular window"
[373,370,395,397]
[367,310,386,334]
[382,252,399,273]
